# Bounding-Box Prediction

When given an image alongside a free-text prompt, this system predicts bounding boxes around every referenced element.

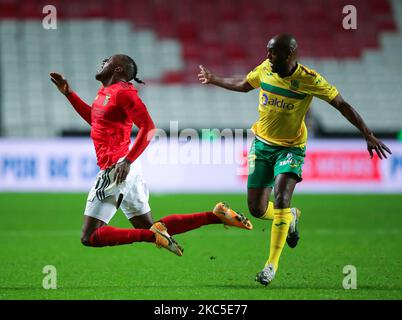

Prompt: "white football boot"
[287,207,301,248]
[255,263,276,286]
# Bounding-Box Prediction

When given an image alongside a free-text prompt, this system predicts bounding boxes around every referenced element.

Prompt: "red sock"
[159,211,221,236]
[88,226,155,247]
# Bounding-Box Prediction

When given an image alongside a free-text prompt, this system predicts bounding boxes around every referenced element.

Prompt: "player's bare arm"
[50,72,72,96]
[114,159,131,185]
[330,94,392,159]
[198,65,254,92]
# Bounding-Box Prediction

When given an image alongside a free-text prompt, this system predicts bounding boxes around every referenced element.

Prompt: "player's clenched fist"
[50,72,72,96]
[198,65,213,84]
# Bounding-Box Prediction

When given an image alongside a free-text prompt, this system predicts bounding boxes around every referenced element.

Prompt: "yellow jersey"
[246,60,339,147]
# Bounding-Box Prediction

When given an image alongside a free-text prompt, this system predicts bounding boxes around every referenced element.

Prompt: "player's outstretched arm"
[198,65,254,92]
[49,72,92,126]
[50,72,72,95]
[330,94,392,159]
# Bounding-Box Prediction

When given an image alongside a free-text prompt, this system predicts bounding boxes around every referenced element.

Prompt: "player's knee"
[80,235,92,247]
[248,205,266,218]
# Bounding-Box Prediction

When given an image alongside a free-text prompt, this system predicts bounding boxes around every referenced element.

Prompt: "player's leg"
[247,138,275,220]
[247,187,273,219]
[128,202,251,235]
[121,162,155,231]
[124,176,252,236]
[273,147,305,249]
[121,172,184,255]
[256,173,298,286]
[80,168,180,253]
[157,204,252,235]
[82,194,156,248]
[267,173,298,267]
[81,215,106,245]
[129,211,154,229]
[255,145,305,285]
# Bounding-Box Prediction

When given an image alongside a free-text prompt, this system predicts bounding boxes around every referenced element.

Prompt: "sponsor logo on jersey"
[261,93,295,110]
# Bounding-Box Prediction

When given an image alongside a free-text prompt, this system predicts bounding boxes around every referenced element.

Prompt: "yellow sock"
[260,201,274,220]
[265,208,292,271]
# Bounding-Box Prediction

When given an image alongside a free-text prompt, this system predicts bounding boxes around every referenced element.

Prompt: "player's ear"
[289,47,297,60]
[114,66,123,73]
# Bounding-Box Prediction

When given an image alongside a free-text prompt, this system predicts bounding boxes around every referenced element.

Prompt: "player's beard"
[95,63,113,81]
[271,60,287,75]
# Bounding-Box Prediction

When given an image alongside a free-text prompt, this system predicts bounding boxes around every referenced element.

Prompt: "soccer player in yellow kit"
[198,33,392,286]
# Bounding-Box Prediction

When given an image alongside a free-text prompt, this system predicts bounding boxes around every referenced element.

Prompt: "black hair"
[120,54,145,85]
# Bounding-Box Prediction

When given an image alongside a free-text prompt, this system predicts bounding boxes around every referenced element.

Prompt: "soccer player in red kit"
[50,54,253,257]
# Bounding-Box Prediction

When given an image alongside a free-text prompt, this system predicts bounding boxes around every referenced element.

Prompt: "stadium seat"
[0,0,401,136]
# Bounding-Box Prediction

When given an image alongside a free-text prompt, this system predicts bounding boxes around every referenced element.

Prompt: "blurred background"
[0,0,401,193]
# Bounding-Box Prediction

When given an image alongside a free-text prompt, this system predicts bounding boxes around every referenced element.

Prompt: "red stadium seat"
[4,0,398,84]
[177,22,199,42]
[161,71,186,84]
[0,1,18,18]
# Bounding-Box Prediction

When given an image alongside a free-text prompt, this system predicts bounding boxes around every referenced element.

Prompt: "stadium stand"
[0,0,401,136]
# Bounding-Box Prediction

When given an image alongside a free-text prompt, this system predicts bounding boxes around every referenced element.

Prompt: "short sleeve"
[308,73,339,102]
[246,62,265,88]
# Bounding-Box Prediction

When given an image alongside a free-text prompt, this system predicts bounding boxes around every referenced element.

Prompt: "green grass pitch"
[0,193,401,300]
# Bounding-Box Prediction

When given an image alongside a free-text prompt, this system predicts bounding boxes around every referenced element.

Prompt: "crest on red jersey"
[103,94,110,106]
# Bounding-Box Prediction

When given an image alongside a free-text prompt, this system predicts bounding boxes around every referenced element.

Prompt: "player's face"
[266,41,290,74]
[95,56,115,81]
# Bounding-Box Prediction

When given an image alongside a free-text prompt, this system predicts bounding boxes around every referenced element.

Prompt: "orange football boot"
[213,202,253,230]
[150,222,183,256]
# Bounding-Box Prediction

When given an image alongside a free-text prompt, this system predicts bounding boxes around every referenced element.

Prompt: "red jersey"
[67,81,155,170]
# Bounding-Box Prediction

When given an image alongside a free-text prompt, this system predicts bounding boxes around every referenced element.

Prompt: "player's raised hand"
[198,65,213,84]
[365,134,392,160]
[50,72,72,96]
